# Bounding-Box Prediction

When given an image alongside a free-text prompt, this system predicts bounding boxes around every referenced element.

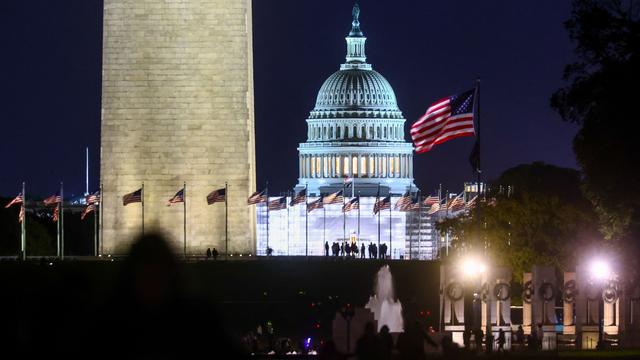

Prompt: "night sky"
[0,0,578,199]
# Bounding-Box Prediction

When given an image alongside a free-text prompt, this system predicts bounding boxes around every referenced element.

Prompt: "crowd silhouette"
[327,241,389,259]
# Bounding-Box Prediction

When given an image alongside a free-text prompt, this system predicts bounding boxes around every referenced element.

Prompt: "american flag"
[427,202,441,215]
[394,192,412,210]
[465,195,478,210]
[85,191,100,205]
[423,195,439,207]
[307,197,324,213]
[342,197,359,213]
[323,190,344,205]
[447,193,465,212]
[247,190,267,205]
[207,188,226,205]
[18,205,25,223]
[43,192,62,207]
[81,204,96,220]
[167,188,185,206]
[5,192,23,208]
[52,206,59,222]
[289,188,306,206]
[268,197,287,211]
[373,196,391,215]
[411,89,476,154]
[123,188,142,206]
[408,196,421,212]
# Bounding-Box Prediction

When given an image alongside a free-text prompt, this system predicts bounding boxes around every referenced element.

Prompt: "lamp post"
[588,259,614,349]
[460,256,487,349]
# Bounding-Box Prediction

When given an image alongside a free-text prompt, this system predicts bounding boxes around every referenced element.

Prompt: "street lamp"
[459,256,487,349]
[588,257,615,348]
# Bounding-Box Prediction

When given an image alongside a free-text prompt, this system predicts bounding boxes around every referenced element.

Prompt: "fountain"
[365,265,404,332]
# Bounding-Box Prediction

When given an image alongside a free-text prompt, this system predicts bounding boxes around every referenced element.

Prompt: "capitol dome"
[296,3,416,196]
[311,69,403,119]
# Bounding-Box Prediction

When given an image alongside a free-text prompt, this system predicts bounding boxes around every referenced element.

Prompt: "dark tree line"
[551,0,640,262]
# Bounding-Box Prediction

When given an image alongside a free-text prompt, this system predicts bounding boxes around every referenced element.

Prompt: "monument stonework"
[100,0,256,254]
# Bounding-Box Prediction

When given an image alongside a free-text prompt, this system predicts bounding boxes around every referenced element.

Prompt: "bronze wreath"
[523,280,534,304]
[446,282,464,301]
[494,283,511,301]
[562,280,577,304]
[538,282,555,302]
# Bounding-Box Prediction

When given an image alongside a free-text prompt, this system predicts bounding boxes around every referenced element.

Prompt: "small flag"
[373,196,391,215]
[18,205,25,223]
[81,204,96,220]
[247,190,267,205]
[167,188,185,206]
[5,193,23,208]
[423,195,439,207]
[342,197,360,213]
[43,192,62,207]
[411,89,476,154]
[86,190,101,205]
[465,195,478,210]
[307,197,324,213]
[323,190,344,205]
[123,188,142,206]
[343,175,353,188]
[268,197,287,211]
[447,193,465,212]
[207,188,226,205]
[427,203,441,215]
[290,189,306,206]
[52,206,59,222]
[394,192,412,210]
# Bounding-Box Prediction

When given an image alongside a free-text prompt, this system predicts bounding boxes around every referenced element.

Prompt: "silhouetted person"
[340,242,345,256]
[206,247,212,259]
[463,329,471,349]
[361,243,365,258]
[485,331,494,354]
[474,328,484,351]
[355,321,379,360]
[345,243,351,257]
[441,334,461,359]
[98,233,244,358]
[515,325,525,349]
[351,242,358,257]
[396,321,437,360]
[325,241,329,256]
[497,328,506,352]
[378,325,393,360]
[211,247,218,260]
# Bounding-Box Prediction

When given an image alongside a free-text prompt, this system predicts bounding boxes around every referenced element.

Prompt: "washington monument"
[100,0,256,254]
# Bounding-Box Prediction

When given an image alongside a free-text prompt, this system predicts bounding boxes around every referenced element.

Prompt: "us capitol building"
[256,5,437,259]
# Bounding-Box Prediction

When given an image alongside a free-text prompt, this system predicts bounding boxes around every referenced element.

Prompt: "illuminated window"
[389,157,395,177]
[381,157,386,178]
[395,155,400,176]
[323,157,328,177]
[335,156,341,177]
[316,157,321,177]
[310,156,315,177]
[369,156,375,177]
[352,155,358,176]
[343,156,350,175]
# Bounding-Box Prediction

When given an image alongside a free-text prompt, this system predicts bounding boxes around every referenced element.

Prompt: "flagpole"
[21,182,26,261]
[409,185,413,260]
[225,182,228,258]
[56,195,60,258]
[389,196,392,260]
[377,183,380,255]
[183,181,187,259]
[61,182,64,261]
[417,190,422,261]
[305,183,308,257]
[99,182,103,256]
[343,182,346,243]
[266,182,269,254]
[94,205,98,257]
[323,204,326,251]
[475,78,483,251]
[141,182,145,236]
[445,190,449,257]
[287,190,290,256]
[357,192,360,245]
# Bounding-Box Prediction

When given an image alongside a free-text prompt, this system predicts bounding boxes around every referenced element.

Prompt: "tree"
[437,162,600,281]
[0,199,55,256]
[551,0,640,259]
